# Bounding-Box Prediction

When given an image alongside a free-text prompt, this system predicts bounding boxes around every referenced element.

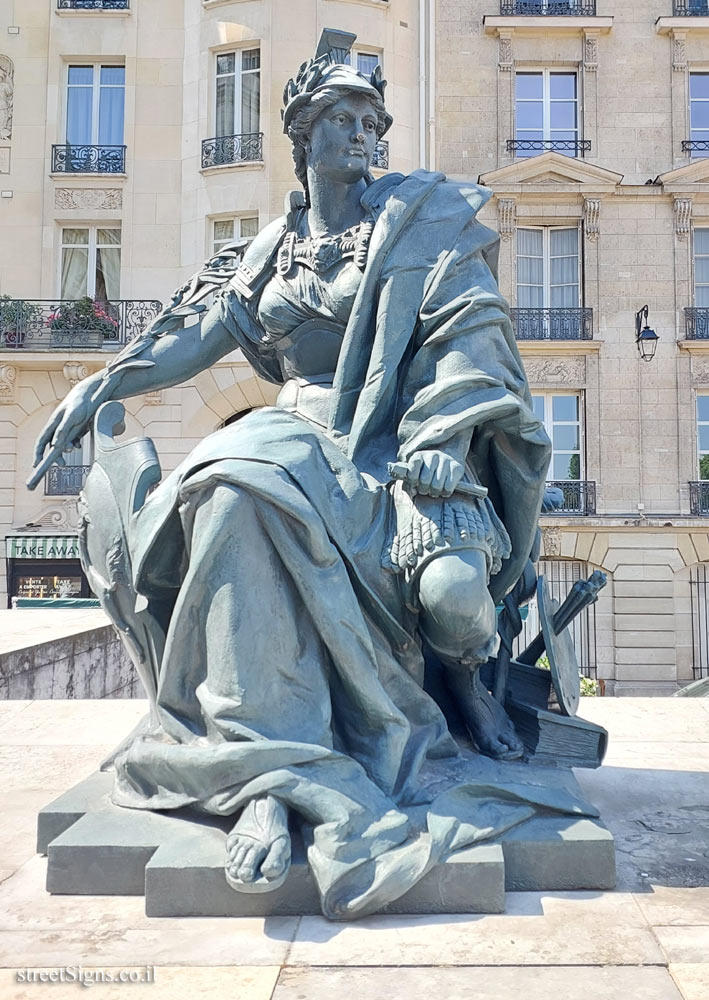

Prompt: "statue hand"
[400,449,465,499]
[28,377,100,490]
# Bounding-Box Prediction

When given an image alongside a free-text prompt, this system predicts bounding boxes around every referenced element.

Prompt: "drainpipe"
[419,0,427,168]
[428,0,436,171]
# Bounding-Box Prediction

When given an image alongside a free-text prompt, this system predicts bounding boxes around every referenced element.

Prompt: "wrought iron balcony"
[201,132,264,169]
[682,140,709,156]
[690,481,709,515]
[57,0,129,8]
[545,480,597,515]
[0,298,162,350]
[51,144,126,173]
[511,307,593,341]
[500,1,596,13]
[673,1,709,14]
[684,307,709,339]
[372,140,389,170]
[45,465,91,497]
[507,138,591,157]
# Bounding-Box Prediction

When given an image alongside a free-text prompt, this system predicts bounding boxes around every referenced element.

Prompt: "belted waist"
[276,375,335,429]
[267,318,345,380]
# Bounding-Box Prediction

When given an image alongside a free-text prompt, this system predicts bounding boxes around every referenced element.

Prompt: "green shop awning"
[6,535,80,560]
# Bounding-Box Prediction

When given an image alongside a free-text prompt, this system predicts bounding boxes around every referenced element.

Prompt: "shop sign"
[6,535,80,560]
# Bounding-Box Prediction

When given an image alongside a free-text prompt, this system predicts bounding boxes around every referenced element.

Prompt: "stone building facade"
[1,0,709,693]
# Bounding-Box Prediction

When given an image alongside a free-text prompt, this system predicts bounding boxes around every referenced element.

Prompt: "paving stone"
[652,926,709,964]
[633,886,709,927]
[272,966,684,1000]
[669,964,709,1000]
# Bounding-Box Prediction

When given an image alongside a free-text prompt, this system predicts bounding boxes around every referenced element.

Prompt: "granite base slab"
[37,769,615,917]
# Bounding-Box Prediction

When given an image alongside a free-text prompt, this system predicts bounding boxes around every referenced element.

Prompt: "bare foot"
[445,665,525,761]
[225,795,291,893]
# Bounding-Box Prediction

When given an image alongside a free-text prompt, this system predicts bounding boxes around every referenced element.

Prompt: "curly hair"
[286,85,389,206]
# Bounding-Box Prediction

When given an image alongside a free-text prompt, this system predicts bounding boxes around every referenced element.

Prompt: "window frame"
[516,224,582,310]
[697,392,709,480]
[58,224,122,300]
[211,214,259,257]
[689,71,709,157]
[693,227,709,308]
[64,62,125,146]
[514,67,581,156]
[531,391,585,482]
[214,46,261,138]
[346,48,383,77]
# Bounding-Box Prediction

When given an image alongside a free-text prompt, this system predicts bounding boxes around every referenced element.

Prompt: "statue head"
[283,47,391,205]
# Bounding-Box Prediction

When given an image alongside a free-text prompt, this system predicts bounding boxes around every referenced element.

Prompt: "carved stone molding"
[55,188,123,211]
[674,197,692,241]
[21,500,80,532]
[0,54,14,141]
[583,33,598,74]
[524,357,586,386]
[0,363,16,402]
[584,198,601,242]
[498,198,516,241]
[143,390,163,406]
[63,362,90,387]
[672,31,687,73]
[691,359,709,385]
[498,33,513,72]
[542,526,562,558]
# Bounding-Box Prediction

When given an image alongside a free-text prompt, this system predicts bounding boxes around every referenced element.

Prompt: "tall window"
[216,49,260,138]
[213,216,258,256]
[695,229,709,306]
[514,71,579,157]
[60,227,121,300]
[690,73,709,157]
[66,65,125,146]
[532,393,583,481]
[346,50,381,76]
[698,395,709,480]
[517,227,580,309]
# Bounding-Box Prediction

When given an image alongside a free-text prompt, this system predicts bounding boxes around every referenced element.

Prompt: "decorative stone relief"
[584,198,601,243]
[55,188,123,211]
[22,501,80,531]
[542,526,562,557]
[691,359,709,385]
[672,32,687,73]
[498,34,513,73]
[63,362,90,387]
[674,197,692,241]
[0,364,16,402]
[524,357,586,386]
[0,55,13,141]
[144,390,163,405]
[498,199,516,242]
[583,34,598,74]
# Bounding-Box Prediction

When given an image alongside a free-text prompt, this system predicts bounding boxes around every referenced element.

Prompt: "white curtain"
[95,229,121,300]
[60,229,89,299]
[550,228,579,308]
[516,228,544,308]
[98,66,125,145]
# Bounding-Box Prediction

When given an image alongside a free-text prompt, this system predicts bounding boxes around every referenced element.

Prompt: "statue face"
[306,92,378,185]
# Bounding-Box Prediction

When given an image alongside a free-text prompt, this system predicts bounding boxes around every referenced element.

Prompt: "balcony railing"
[45,465,90,497]
[511,307,594,341]
[57,0,129,8]
[507,138,591,157]
[673,1,709,14]
[0,299,162,350]
[500,1,596,13]
[682,140,709,157]
[684,307,709,339]
[372,140,389,170]
[51,144,126,173]
[201,132,264,169]
[545,480,597,515]
[690,481,709,515]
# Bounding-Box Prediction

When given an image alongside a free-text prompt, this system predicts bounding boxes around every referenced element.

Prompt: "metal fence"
[514,558,599,679]
[500,1,596,12]
[57,0,129,8]
[45,466,91,496]
[0,299,162,350]
[507,138,591,156]
[372,140,389,169]
[510,307,594,341]
[690,563,709,679]
[201,133,264,168]
[51,144,126,173]
[545,480,597,515]
[674,1,709,14]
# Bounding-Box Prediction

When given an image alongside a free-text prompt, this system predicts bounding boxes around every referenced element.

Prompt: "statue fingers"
[441,459,465,498]
[416,452,437,496]
[33,411,62,466]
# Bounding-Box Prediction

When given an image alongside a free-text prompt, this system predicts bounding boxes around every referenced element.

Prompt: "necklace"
[277,220,374,278]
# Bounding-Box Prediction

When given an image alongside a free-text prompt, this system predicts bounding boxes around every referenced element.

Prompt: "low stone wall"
[0,624,139,699]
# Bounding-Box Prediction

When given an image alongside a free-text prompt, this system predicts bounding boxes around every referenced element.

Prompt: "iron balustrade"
[690,481,709,514]
[372,140,389,169]
[51,144,126,173]
[682,140,709,156]
[0,299,162,350]
[507,138,591,156]
[544,480,597,515]
[45,465,91,497]
[57,0,129,8]
[510,307,593,341]
[500,1,596,13]
[201,133,264,168]
[673,1,709,14]
[684,307,709,339]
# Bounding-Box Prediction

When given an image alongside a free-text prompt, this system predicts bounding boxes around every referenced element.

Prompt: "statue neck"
[306,173,368,237]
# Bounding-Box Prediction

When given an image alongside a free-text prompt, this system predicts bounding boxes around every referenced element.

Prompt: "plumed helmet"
[282,30,392,136]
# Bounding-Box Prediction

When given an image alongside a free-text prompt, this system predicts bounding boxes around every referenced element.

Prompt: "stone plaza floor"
[0,697,707,999]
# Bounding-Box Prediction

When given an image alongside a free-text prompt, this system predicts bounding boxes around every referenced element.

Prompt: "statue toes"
[237,844,267,883]
[260,836,291,881]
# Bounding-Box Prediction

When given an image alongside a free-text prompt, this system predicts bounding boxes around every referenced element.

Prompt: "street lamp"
[635,305,659,362]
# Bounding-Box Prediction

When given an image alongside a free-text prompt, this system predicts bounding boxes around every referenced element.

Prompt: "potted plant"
[0,295,42,348]
[48,297,120,348]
